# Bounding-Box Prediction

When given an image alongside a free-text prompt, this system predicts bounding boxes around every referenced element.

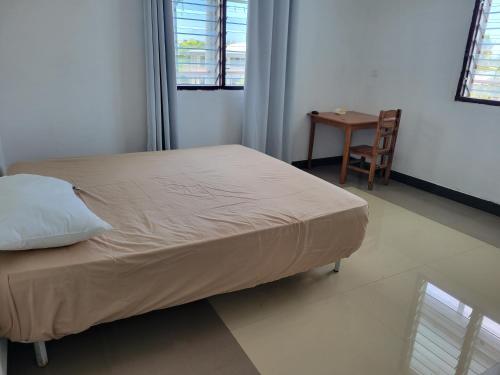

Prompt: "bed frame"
[0,261,341,373]
[0,338,6,375]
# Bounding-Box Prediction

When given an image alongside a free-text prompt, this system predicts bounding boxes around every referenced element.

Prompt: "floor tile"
[210,261,380,332]
[427,244,500,320]
[365,208,485,264]
[219,293,407,375]
[342,266,452,340]
[346,187,406,219]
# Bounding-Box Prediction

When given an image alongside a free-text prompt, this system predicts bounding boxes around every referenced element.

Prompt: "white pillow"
[0,174,112,251]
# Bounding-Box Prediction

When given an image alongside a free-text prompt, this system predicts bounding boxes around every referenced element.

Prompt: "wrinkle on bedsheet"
[0,145,368,342]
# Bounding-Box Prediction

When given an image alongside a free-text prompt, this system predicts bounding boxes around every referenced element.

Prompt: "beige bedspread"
[0,145,368,342]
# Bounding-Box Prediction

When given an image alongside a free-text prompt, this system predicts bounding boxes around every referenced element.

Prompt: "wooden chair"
[347,109,402,190]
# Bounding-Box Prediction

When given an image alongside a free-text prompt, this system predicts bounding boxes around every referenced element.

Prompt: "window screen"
[172,0,248,89]
[456,0,500,105]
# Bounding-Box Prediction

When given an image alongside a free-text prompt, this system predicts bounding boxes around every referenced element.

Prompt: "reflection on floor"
[406,281,500,375]
[211,186,500,375]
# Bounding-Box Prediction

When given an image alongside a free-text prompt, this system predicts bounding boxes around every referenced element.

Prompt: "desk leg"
[340,127,352,184]
[307,120,316,169]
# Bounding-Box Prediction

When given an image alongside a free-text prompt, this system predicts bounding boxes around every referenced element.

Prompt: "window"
[172,0,248,89]
[456,0,500,106]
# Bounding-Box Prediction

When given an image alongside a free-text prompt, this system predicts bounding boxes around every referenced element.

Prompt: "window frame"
[455,0,500,106]
[176,0,245,91]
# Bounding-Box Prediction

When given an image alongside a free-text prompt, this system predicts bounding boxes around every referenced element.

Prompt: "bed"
[0,145,368,371]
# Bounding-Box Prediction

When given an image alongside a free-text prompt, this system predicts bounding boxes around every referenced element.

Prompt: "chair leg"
[368,157,377,190]
[379,155,386,177]
[384,155,394,185]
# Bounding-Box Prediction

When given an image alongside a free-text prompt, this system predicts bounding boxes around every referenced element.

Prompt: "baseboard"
[292,156,343,169]
[293,157,500,217]
[389,171,500,217]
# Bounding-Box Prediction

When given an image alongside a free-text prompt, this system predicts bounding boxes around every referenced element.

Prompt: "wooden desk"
[307,111,379,184]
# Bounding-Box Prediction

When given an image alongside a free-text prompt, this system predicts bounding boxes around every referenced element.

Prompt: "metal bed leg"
[34,341,48,367]
[0,338,7,375]
[333,260,341,273]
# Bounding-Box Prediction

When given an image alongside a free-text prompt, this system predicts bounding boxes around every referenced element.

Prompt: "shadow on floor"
[8,300,259,375]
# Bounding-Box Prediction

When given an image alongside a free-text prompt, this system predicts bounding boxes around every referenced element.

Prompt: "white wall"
[352,0,500,204]
[287,0,373,162]
[177,90,243,148]
[0,0,147,166]
[0,0,242,167]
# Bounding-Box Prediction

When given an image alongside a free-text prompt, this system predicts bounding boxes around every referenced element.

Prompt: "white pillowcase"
[0,174,112,251]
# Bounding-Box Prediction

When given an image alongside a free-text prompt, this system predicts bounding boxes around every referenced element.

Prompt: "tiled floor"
[311,165,500,248]
[211,166,500,375]
[8,165,500,374]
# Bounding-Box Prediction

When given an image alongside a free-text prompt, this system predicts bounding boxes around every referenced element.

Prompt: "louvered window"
[456,0,500,105]
[172,0,248,89]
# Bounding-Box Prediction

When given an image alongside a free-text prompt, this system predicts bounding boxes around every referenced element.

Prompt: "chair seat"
[349,144,374,156]
[350,144,391,156]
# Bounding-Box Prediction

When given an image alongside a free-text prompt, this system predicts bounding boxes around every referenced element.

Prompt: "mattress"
[0,145,368,342]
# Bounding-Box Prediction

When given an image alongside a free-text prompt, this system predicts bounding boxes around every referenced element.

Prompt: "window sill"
[177,86,244,91]
[455,96,500,107]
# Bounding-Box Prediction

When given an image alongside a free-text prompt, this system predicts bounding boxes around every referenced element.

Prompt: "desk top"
[309,111,378,127]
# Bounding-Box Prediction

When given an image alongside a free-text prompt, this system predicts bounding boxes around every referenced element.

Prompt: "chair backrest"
[372,109,402,156]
